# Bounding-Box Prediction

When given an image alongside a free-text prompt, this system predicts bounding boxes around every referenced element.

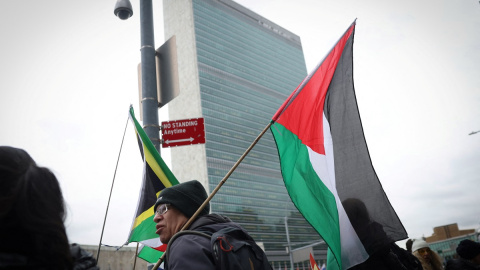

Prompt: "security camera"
[114,0,133,20]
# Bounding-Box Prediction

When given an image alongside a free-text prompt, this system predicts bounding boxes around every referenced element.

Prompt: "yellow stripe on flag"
[144,146,173,189]
[132,205,155,228]
[131,191,163,229]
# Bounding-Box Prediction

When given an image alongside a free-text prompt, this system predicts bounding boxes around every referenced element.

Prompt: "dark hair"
[406,239,414,253]
[457,239,480,260]
[0,146,73,269]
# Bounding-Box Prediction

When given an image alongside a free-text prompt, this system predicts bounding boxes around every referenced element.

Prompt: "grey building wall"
[163,0,326,263]
[82,245,149,270]
[163,0,209,189]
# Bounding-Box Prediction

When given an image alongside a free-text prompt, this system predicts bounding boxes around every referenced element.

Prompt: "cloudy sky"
[1,0,479,249]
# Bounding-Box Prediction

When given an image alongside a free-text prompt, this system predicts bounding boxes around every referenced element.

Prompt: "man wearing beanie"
[446,239,480,270]
[153,180,270,270]
[411,239,444,270]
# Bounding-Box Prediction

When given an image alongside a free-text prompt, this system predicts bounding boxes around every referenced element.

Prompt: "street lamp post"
[114,0,161,152]
[285,217,294,270]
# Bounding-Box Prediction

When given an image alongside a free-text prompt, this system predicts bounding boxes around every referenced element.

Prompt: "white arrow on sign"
[165,137,194,144]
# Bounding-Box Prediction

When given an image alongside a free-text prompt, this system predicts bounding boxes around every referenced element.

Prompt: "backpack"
[166,227,273,270]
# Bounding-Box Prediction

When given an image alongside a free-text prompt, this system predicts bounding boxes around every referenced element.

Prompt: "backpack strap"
[165,227,272,270]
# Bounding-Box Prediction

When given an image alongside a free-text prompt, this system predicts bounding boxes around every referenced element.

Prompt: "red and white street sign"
[161,117,206,148]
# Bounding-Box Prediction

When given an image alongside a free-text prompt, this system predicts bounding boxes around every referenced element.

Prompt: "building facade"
[426,223,475,243]
[428,233,478,262]
[162,0,326,265]
[422,223,479,262]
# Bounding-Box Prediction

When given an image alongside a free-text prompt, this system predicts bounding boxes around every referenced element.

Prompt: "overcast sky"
[1,0,479,249]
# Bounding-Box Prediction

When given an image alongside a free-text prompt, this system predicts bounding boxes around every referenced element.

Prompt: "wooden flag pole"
[152,121,274,270]
[132,243,139,270]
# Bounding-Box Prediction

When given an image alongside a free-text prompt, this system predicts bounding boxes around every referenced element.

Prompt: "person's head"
[153,180,209,243]
[412,239,432,261]
[342,198,370,229]
[0,146,72,269]
[456,239,480,265]
[412,239,443,269]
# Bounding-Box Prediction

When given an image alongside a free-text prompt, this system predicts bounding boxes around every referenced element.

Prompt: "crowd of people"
[2,145,480,270]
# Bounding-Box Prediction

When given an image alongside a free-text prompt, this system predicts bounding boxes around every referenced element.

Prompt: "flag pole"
[152,121,274,270]
[132,243,139,270]
[96,115,130,260]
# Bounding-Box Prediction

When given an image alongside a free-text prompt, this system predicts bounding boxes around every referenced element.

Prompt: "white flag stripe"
[305,113,368,268]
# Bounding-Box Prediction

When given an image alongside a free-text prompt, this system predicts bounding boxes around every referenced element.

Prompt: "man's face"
[153,204,188,243]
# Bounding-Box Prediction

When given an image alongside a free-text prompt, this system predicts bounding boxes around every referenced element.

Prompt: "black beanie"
[154,180,209,218]
[456,239,480,260]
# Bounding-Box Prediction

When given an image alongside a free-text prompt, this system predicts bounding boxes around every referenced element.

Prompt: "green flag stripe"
[130,107,179,187]
[129,215,158,241]
[138,246,164,264]
[271,122,342,268]
[127,106,179,245]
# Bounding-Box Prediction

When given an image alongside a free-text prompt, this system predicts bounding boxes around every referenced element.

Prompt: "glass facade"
[428,234,478,262]
[190,0,323,256]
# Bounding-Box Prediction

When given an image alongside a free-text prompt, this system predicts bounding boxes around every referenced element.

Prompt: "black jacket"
[164,214,245,270]
[446,258,480,270]
[349,243,423,270]
[347,220,422,270]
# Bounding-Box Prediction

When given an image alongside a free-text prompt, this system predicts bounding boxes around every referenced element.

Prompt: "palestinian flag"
[127,106,179,263]
[270,21,407,270]
[137,241,166,266]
